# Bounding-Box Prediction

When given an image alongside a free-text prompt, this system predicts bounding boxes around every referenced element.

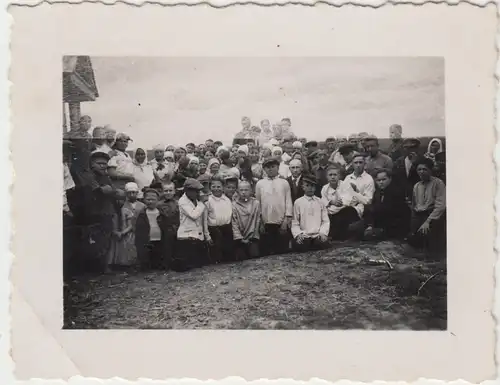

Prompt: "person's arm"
[320,185,330,207]
[232,206,243,240]
[427,179,446,221]
[284,181,293,218]
[290,201,302,238]
[352,178,375,205]
[203,210,212,242]
[121,211,133,236]
[107,166,135,181]
[319,201,330,237]
[386,156,394,171]
[179,199,206,221]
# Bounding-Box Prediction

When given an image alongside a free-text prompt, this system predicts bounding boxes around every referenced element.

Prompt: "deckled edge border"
[1,1,498,385]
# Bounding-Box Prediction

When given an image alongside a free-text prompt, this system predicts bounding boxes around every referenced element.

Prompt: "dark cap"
[262,156,280,168]
[302,173,318,185]
[90,151,111,162]
[338,143,355,155]
[325,136,336,143]
[403,138,421,147]
[197,173,211,183]
[305,140,318,148]
[183,178,204,190]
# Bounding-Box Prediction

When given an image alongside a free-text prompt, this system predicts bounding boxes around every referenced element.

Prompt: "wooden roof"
[63,56,99,103]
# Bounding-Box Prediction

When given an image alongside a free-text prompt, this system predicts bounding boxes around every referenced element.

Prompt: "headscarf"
[282,152,292,163]
[262,142,273,151]
[164,151,175,162]
[269,138,279,147]
[272,146,283,156]
[125,182,139,192]
[216,146,229,157]
[207,158,220,171]
[427,138,443,154]
[133,148,148,166]
[188,156,200,166]
[292,141,302,150]
[153,143,166,152]
[238,145,249,156]
[166,145,176,152]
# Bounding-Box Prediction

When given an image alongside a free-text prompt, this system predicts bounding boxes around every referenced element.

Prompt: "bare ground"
[64,240,446,330]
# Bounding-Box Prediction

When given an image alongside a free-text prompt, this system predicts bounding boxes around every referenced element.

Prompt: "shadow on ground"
[64,240,446,330]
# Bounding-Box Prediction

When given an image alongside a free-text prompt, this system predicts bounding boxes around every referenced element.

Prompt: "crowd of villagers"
[63,116,447,277]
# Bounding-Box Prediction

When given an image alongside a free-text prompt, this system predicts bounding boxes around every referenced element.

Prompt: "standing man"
[325,136,337,157]
[388,124,404,161]
[287,159,305,203]
[364,135,394,178]
[312,149,329,197]
[393,137,422,199]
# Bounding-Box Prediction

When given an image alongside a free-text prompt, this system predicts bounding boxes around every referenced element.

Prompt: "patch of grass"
[64,240,446,330]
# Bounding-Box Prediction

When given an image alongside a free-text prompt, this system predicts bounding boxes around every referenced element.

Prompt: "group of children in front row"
[107,156,335,273]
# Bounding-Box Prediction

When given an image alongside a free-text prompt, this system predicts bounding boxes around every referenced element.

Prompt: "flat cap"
[301,173,318,185]
[403,137,421,147]
[262,156,281,167]
[183,178,204,190]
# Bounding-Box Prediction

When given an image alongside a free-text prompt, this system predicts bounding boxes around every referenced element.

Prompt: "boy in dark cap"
[173,178,210,272]
[291,173,330,252]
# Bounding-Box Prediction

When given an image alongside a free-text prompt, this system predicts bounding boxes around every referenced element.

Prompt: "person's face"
[417,164,432,181]
[430,141,441,154]
[210,163,220,174]
[205,151,214,159]
[210,180,224,197]
[237,150,247,159]
[281,120,291,130]
[349,138,358,147]
[272,150,282,157]
[241,117,251,130]
[91,158,108,175]
[337,138,347,147]
[344,151,355,163]
[79,116,92,131]
[194,148,202,157]
[262,149,272,159]
[106,130,116,144]
[403,144,418,157]
[153,149,164,161]
[365,140,379,156]
[162,184,176,200]
[249,149,259,163]
[165,155,174,162]
[283,143,293,155]
[264,164,279,178]
[166,145,175,152]
[261,120,270,131]
[293,153,302,161]
[135,149,147,164]
[390,127,402,140]
[289,163,302,178]
[302,181,316,196]
[199,163,207,174]
[206,145,215,153]
[188,160,200,172]
[318,152,328,165]
[174,148,184,160]
[186,144,195,153]
[326,141,336,151]
[184,188,199,201]
[352,156,365,174]
[376,172,391,190]
[229,155,237,166]
[238,184,252,199]
[115,138,128,151]
[327,169,341,184]
[224,181,238,199]
[144,193,159,209]
[126,190,138,202]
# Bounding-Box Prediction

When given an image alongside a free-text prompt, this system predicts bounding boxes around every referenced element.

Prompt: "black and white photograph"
[62,56,447,330]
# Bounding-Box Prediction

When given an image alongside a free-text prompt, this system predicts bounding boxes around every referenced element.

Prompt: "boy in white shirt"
[291,173,330,252]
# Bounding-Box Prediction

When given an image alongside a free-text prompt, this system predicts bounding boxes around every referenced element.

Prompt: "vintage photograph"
[62,56,446,330]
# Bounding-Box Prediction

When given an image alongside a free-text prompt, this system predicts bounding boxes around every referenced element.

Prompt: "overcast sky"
[81,57,444,149]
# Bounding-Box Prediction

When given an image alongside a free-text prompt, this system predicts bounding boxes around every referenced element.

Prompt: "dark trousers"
[328,207,360,240]
[234,239,260,261]
[260,223,290,256]
[172,238,207,272]
[208,224,234,264]
[162,231,177,269]
[292,237,328,252]
[139,241,164,270]
[407,210,447,253]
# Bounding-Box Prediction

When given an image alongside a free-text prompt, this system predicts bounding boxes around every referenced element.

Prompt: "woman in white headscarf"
[425,138,444,162]
[108,133,135,189]
[206,158,221,177]
[272,146,291,179]
[131,148,156,198]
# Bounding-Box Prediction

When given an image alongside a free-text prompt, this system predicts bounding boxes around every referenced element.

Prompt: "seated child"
[291,173,330,252]
[135,188,165,271]
[157,182,180,269]
[232,180,261,260]
[206,176,234,264]
[173,178,210,272]
[321,165,360,240]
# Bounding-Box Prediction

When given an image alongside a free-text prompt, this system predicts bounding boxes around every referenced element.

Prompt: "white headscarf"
[282,152,292,163]
[238,145,249,155]
[125,182,139,192]
[153,144,166,152]
[292,141,302,150]
[427,138,443,154]
[164,151,175,162]
[272,146,283,156]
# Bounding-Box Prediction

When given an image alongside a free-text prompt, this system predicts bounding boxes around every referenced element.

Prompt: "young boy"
[255,156,293,256]
[206,176,234,264]
[232,180,261,260]
[135,188,165,271]
[157,182,180,269]
[173,178,209,272]
[291,173,330,252]
[223,174,239,201]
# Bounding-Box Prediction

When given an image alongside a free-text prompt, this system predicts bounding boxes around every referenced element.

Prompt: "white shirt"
[405,156,413,177]
[132,163,155,197]
[343,171,375,218]
[146,208,161,241]
[320,181,353,215]
[291,195,330,239]
[108,151,134,177]
[177,194,209,241]
[279,162,291,179]
[206,195,233,227]
[255,177,293,225]
[92,143,113,155]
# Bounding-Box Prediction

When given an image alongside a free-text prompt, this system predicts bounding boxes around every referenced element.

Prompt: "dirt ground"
[64,240,446,330]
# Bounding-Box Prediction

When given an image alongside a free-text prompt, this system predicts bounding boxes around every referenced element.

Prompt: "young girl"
[135,188,165,271]
[206,176,234,264]
[232,180,261,261]
[107,189,136,271]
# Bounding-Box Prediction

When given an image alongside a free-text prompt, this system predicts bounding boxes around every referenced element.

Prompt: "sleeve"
[179,199,206,221]
[231,205,243,240]
[428,180,446,221]
[108,156,118,168]
[385,156,394,171]
[353,177,375,205]
[284,181,293,217]
[254,201,262,238]
[290,200,302,238]
[255,181,262,203]
[320,185,330,207]
[319,201,330,237]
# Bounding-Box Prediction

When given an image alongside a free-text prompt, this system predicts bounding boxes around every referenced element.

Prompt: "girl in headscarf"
[272,146,291,179]
[207,158,221,177]
[188,156,201,178]
[425,138,444,162]
[199,158,208,175]
[131,148,156,198]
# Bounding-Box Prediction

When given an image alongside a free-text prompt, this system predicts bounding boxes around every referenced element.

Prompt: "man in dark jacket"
[311,149,329,197]
[393,137,422,199]
[364,169,410,240]
[287,159,304,203]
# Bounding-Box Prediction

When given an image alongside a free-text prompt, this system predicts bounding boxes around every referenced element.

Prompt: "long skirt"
[208,224,234,264]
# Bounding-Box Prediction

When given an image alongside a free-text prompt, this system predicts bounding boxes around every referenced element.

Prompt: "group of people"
[63,115,447,275]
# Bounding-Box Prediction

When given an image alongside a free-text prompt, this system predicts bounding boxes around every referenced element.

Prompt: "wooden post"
[62,102,68,133]
[68,102,81,130]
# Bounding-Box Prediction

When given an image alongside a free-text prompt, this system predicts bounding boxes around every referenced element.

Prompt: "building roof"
[63,56,99,103]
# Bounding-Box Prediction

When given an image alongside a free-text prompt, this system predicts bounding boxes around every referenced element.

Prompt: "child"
[197,173,212,198]
[206,176,234,264]
[320,165,358,240]
[232,180,261,260]
[173,178,210,272]
[123,182,146,218]
[135,188,165,271]
[255,157,293,256]
[223,174,239,201]
[291,174,330,252]
[107,189,137,271]
[157,182,180,269]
